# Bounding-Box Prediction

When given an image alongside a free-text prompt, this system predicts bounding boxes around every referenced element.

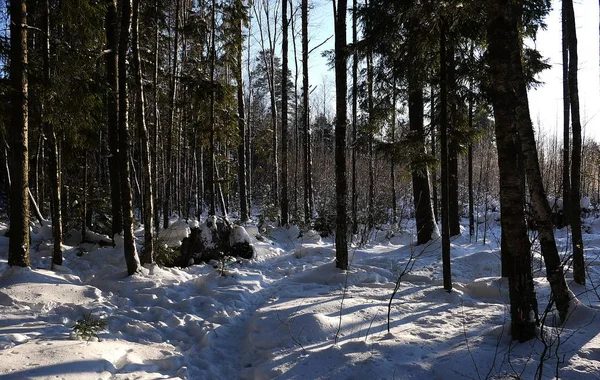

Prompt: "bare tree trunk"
[8,0,30,268]
[164,0,181,227]
[565,0,585,285]
[351,0,358,234]
[409,85,437,246]
[153,0,160,232]
[367,48,375,230]
[390,76,397,225]
[119,0,141,275]
[281,0,289,226]
[237,7,249,222]
[209,0,217,215]
[447,43,460,237]
[106,0,122,238]
[468,65,474,240]
[430,83,438,222]
[133,0,155,265]
[43,0,62,267]
[493,99,539,342]
[302,0,314,224]
[562,0,571,225]
[487,0,574,323]
[334,0,348,270]
[291,0,300,217]
[440,18,452,291]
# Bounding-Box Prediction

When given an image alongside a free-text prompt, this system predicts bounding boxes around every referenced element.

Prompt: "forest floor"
[0,216,599,379]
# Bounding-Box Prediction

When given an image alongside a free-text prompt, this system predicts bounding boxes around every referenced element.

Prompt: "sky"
[282,0,600,143]
[528,0,600,142]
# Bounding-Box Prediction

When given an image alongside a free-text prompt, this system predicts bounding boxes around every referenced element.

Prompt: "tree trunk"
[390,76,397,225]
[43,0,62,267]
[209,0,217,216]
[430,83,438,222]
[164,0,181,227]
[302,0,314,225]
[334,0,348,270]
[440,19,452,291]
[153,0,160,232]
[281,0,289,226]
[237,9,249,222]
[105,0,122,238]
[409,86,438,246]
[8,0,30,268]
[565,0,585,285]
[468,63,474,240]
[562,0,571,225]
[119,0,141,275]
[367,15,375,230]
[351,0,358,234]
[487,0,574,323]
[493,104,539,342]
[447,43,460,237]
[133,0,155,265]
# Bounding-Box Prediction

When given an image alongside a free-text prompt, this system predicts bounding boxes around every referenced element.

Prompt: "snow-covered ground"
[0,217,599,379]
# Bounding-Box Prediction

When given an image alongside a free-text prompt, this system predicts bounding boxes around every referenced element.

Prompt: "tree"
[236,0,249,222]
[564,0,585,285]
[164,0,182,227]
[43,0,63,268]
[351,0,358,234]
[301,0,314,225]
[118,0,141,275]
[334,0,348,270]
[440,18,452,292]
[562,0,570,225]
[281,0,290,226]
[486,0,574,323]
[132,0,154,265]
[105,0,123,238]
[8,0,30,268]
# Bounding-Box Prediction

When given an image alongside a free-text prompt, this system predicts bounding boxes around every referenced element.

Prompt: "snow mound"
[0,339,181,380]
[158,219,191,247]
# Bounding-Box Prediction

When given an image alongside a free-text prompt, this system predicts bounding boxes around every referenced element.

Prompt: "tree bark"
[447,43,460,237]
[468,53,475,240]
[302,0,314,225]
[281,0,290,226]
[209,0,217,216]
[351,0,358,234]
[564,0,585,285]
[119,0,141,275]
[440,19,452,291]
[8,0,30,268]
[334,0,348,270]
[106,0,122,238]
[153,0,161,232]
[43,0,62,267]
[133,0,155,265]
[486,0,574,323]
[409,86,438,246]
[391,76,397,225]
[562,0,571,225]
[430,84,438,222]
[237,6,249,222]
[164,0,181,227]
[493,106,539,342]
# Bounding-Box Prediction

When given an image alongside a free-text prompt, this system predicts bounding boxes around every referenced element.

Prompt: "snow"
[0,218,599,379]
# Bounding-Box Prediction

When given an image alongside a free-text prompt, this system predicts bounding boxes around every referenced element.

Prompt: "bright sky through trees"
[528,0,599,141]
